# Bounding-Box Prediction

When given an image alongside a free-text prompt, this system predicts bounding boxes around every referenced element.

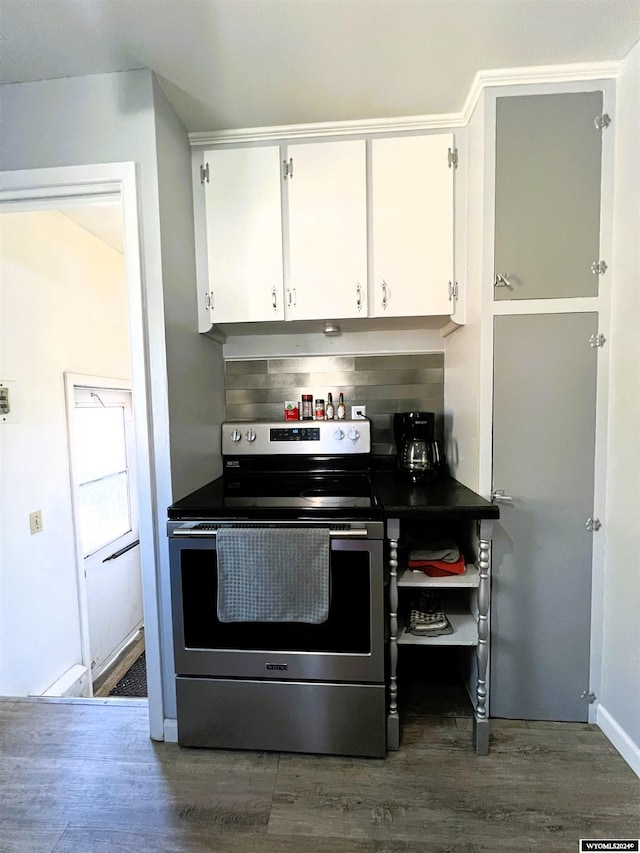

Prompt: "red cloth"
[408,553,466,576]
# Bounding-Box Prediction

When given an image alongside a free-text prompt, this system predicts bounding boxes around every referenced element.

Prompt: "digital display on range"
[270,427,320,442]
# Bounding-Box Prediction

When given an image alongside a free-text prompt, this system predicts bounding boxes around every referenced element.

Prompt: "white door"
[370,134,454,318]
[203,145,284,323]
[286,140,367,320]
[68,381,142,683]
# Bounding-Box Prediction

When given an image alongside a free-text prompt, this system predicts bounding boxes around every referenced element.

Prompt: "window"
[74,393,132,557]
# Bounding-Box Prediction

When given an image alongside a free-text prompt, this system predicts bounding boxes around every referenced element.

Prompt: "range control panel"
[221,420,371,455]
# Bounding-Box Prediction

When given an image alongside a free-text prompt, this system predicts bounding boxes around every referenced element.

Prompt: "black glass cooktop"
[168,473,382,521]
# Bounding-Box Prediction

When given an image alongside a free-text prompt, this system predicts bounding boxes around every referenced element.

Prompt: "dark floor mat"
[109,651,147,697]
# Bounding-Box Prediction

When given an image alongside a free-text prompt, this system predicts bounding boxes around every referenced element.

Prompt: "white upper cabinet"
[370,134,454,318]
[285,140,367,320]
[196,132,455,330]
[203,145,284,323]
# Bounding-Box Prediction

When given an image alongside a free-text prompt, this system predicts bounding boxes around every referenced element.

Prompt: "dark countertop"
[168,467,499,522]
[372,472,499,520]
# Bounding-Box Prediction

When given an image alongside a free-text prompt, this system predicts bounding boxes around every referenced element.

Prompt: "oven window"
[179,547,372,653]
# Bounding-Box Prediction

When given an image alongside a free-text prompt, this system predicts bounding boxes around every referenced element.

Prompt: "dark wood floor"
[0,697,638,853]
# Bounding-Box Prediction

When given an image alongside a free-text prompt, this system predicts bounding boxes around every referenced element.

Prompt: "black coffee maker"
[393,412,444,483]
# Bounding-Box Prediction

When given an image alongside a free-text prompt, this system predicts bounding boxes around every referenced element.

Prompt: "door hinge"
[585,517,602,532]
[448,281,459,302]
[591,260,607,275]
[589,333,606,348]
[447,147,458,169]
[200,162,210,184]
[581,690,597,704]
[593,114,611,130]
[283,157,293,180]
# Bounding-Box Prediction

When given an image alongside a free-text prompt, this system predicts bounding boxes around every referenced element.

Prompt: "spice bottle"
[315,399,325,420]
[301,394,313,420]
[325,392,335,420]
[336,392,346,420]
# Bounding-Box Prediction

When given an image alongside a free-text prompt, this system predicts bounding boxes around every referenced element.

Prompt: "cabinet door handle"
[494,272,513,289]
[381,280,389,309]
[292,287,297,306]
[491,489,513,503]
[271,287,277,312]
[287,288,292,307]
[204,292,211,310]
[356,283,362,311]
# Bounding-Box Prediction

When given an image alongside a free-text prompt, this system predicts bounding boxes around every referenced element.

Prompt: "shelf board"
[398,610,478,646]
[398,564,479,588]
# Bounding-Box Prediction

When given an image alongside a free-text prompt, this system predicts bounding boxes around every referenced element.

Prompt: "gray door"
[491,313,598,721]
[494,92,603,300]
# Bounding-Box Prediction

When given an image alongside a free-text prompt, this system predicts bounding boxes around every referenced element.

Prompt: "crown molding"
[188,111,465,147]
[461,60,622,123]
[189,60,623,148]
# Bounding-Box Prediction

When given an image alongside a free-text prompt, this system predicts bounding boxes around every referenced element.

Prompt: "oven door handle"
[171,527,368,539]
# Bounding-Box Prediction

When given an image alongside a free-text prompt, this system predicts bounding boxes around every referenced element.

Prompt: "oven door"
[169,530,384,684]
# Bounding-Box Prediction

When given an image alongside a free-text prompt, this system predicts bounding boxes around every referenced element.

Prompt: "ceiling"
[2,0,639,134]
[61,205,124,254]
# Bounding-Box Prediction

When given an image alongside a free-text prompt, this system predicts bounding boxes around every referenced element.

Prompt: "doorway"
[0,162,165,740]
[65,377,146,698]
[0,166,161,731]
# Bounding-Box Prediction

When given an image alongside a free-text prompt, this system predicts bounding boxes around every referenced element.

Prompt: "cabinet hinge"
[589,333,606,349]
[283,157,293,180]
[448,281,458,302]
[581,690,597,704]
[591,259,607,276]
[447,147,458,169]
[200,162,210,184]
[593,114,611,130]
[585,517,602,532]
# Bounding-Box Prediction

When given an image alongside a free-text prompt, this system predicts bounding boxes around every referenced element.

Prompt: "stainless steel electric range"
[167,420,386,758]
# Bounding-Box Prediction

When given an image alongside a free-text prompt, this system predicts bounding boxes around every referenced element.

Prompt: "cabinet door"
[286,140,367,320]
[491,312,598,721]
[494,92,603,300]
[371,134,454,318]
[204,146,284,323]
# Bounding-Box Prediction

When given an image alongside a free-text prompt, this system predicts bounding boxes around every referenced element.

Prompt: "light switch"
[0,386,9,415]
[29,511,43,535]
[0,380,18,423]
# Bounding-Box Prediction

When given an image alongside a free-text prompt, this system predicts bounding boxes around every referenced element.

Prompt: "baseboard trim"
[164,718,178,743]
[597,704,640,779]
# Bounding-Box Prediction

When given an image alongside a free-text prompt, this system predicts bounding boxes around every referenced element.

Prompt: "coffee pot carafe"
[393,412,444,483]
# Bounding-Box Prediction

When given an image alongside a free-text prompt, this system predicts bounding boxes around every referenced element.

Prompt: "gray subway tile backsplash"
[224,352,444,453]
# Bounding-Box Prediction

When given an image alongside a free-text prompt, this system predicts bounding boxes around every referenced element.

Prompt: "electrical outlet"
[29,510,43,535]
[351,406,366,419]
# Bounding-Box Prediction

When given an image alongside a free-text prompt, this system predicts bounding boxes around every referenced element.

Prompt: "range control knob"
[333,428,345,441]
[230,429,242,443]
[245,428,257,443]
[347,427,360,442]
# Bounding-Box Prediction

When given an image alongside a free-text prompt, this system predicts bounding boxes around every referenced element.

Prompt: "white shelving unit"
[386,518,494,755]
[398,563,479,588]
[397,565,480,646]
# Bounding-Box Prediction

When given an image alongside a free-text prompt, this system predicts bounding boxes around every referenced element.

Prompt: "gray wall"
[151,77,226,718]
[153,76,226,500]
[225,353,444,452]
